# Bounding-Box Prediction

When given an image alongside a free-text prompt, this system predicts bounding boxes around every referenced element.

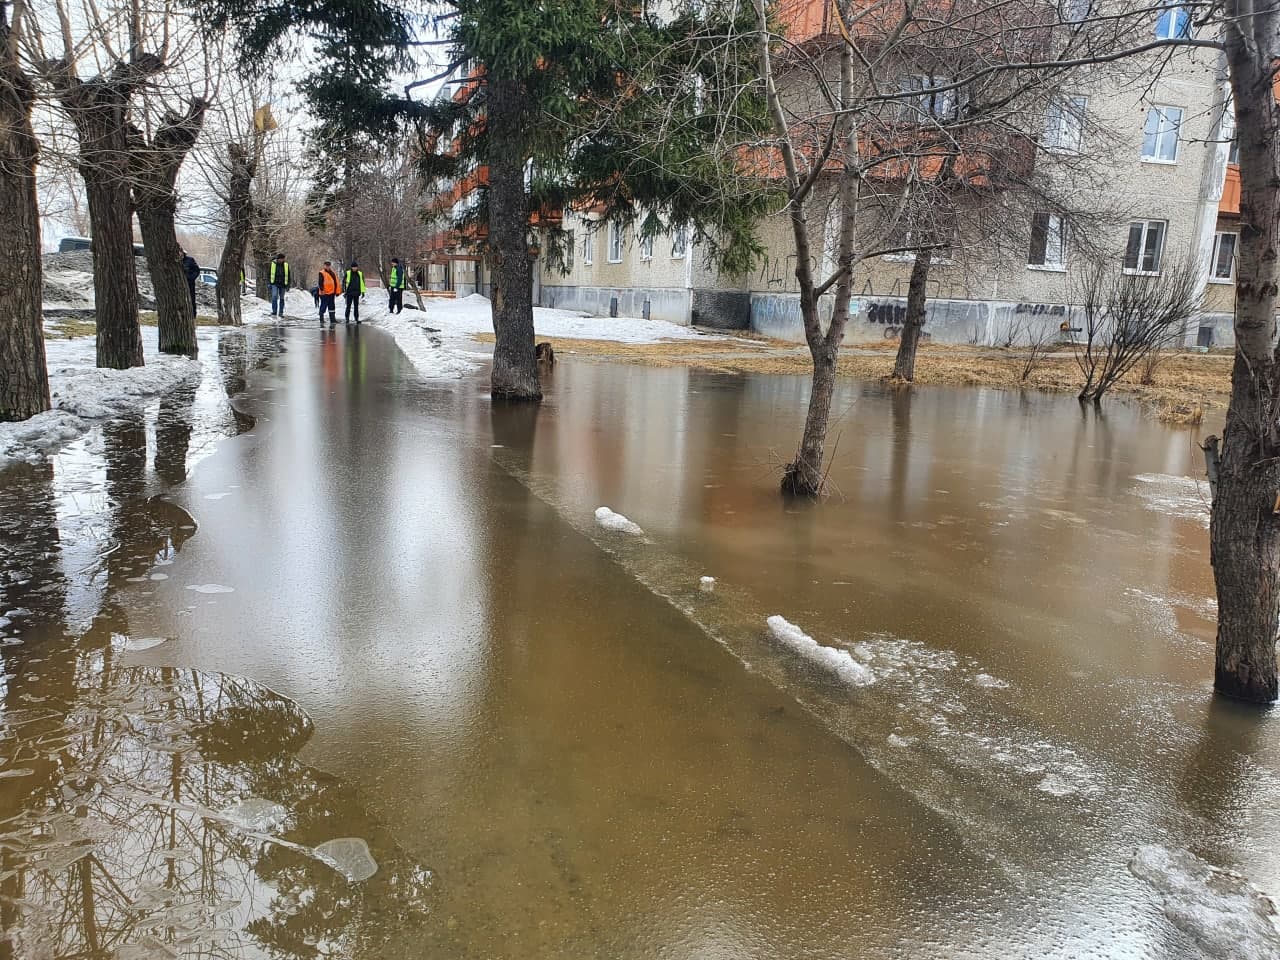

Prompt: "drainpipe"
[683,229,694,326]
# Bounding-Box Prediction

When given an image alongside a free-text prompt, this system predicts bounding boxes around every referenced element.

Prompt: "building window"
[639,232,654,260]
[565,231,574,271]
[1154,2,1190,39]
[671,227,688,259]
[581,229,593,266]
[898,75,963,122]
[1141,105,1183,162]
[1211,232,1237,281]
[1062,0,1091,23]
[1123,220,1167,274]
[1028,213,1067,269]
[608,221,625,263]
[1043,96,1087,153]
[1228,136,1239,164]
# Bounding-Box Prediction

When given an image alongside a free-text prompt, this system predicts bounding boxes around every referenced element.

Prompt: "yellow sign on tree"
[253,104,278,133]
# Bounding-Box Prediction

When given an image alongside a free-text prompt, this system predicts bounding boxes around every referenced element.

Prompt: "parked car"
[199,268,218,287]
[58,236,91,253]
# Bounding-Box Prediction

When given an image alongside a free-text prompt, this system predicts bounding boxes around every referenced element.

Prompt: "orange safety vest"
[318,268,342,296]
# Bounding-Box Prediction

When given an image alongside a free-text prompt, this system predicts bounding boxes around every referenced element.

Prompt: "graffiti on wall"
[1013,302,1067,317]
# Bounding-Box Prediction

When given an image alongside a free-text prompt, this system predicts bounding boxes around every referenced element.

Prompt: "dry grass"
[486,330,1231,422]
[46,312,224,340]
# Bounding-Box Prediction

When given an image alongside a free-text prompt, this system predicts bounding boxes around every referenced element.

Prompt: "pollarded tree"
[0,0,48,420]
[30,0,171,369]
[130,98,208,357]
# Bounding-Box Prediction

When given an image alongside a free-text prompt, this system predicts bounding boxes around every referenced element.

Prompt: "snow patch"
[765,615,876,687]
[1129,845,1280,960]
[595,506,644,536]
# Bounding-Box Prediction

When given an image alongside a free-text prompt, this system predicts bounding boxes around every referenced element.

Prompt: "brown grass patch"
[472,331,1231,419]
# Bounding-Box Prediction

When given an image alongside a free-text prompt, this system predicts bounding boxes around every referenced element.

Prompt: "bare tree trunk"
[1208,2,1280,703]
[137,204,196,356]
[893,248,934,382]
[0,18,49,420]
[131,103,205,359]
[486,75,541,402]
[49,59,161,369]
[217,142,255,327]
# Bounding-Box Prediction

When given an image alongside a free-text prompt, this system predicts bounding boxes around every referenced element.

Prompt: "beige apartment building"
[427,3,1244,348]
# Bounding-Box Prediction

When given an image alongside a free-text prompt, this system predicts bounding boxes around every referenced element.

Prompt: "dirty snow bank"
[1,330,202,469]
[424,294,716,344]
[595,506,644,535]
[1129,845,1280,960]
[372,309,482,380]
[766,615,876,687]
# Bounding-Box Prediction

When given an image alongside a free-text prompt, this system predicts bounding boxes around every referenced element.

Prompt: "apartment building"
[425,2,1244,348]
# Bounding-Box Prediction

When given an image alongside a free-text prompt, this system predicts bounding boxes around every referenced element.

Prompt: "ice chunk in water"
[766,615,875,687]
[220,798,289,833]
[594,506,644,536]
[114,635,169,653]
[314,837,378,882]
[699,576,716,591]
[186,583,235,595]
[1129,844,1280,960]
[974,673,1009,689]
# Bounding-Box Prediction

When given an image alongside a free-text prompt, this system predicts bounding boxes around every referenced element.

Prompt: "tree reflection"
[0,661,433,959]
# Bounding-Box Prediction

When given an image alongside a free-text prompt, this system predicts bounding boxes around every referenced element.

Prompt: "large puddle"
[0,324,1276,958]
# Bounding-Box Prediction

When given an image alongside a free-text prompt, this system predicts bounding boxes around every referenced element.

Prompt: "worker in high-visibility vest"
[268,253,291,317]
[388,257,408,315]
[317,261,342,325]
[343,262,367,325]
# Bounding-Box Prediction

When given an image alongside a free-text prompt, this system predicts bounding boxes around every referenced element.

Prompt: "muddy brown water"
[0,324,1275,959]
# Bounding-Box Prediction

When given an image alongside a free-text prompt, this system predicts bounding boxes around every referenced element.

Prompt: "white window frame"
[1141,105,1183,163]
[581,228,593,266]
[607,221,625,263]
[1154,2,1190,40]
[638,232,654,261]
[1043,96,1088,154]
[1027,212,1067,271]
[671,227,688,259]
[1210,232,1238,283]
[1123,219,1167,275]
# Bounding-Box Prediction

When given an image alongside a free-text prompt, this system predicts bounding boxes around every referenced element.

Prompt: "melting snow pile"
[595,506,644,536]
[1129,844,1280,960]
[766,615,875,687]
[0,328,205,470]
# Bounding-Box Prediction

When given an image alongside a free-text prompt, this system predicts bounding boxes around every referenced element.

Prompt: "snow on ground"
[1,327,207,470]
[766,615,876,687]
[363,293,718,381]
[595,506,644,536]
[1129,845,1280,960]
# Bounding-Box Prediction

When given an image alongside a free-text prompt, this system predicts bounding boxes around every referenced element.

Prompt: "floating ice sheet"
[186,583,235,595]
[766,615,875,688]
[1129,844,1280,960]
[220,798,289,833]
[314,837,378,882]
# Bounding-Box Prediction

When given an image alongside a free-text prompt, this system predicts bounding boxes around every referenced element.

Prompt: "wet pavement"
[0,323,1276,958]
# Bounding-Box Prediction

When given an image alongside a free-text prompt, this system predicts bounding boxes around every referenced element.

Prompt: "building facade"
[426,2,1247,348]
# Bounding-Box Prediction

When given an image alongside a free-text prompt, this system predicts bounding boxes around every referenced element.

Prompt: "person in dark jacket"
[344,262,367,325]
[387,257,408,314]
[268,253,291,316]
[181,250,200,316]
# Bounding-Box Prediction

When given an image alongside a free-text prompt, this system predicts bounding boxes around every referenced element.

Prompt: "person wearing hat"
[343,261,367,325]
[317,260,342,324]
[387,257,408,314]
[268,253,291,317]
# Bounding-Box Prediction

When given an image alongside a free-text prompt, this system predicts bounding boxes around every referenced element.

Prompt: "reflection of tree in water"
[155,381,199,486]
[0,658,433,959]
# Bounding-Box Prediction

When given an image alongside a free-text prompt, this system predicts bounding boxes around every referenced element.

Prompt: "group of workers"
[261,252,413,325]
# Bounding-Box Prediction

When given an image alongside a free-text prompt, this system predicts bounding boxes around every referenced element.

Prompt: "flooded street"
[1,324,1276,959]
